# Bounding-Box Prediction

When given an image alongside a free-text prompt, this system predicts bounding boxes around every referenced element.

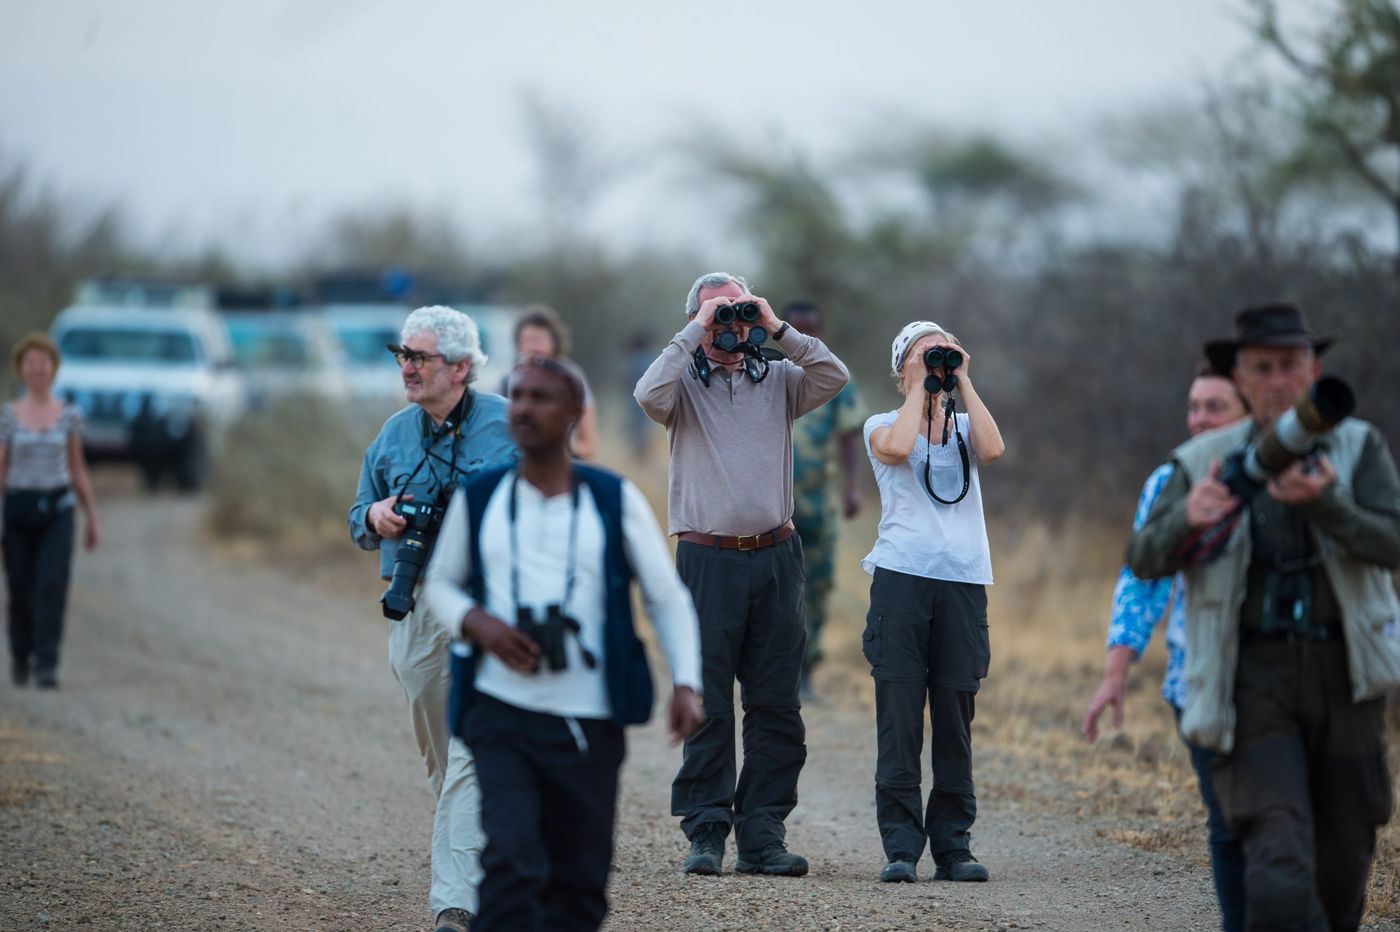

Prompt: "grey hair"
[401,305,487,383]
[684,272,751,317]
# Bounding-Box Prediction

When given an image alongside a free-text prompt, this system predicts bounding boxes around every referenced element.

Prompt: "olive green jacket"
[1127,417,1400,753]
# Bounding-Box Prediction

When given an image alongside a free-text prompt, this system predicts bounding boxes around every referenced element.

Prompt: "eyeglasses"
[386,344,447,370]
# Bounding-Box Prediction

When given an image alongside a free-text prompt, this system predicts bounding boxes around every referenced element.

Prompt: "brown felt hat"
[1204,303,1335,375]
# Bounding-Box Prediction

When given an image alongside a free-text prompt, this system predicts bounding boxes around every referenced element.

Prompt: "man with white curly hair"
[349,305,516,932]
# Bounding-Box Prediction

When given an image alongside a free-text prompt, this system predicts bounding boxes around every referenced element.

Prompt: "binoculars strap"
[922,394,971,505]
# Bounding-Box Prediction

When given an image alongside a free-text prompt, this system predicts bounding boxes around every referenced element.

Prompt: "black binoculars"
[923,347,964,370]
[714,326,767,353]
[716,301,761,325]
[923,346,963,394]
[516,603,596,673]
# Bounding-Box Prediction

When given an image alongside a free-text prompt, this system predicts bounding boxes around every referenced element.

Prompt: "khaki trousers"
[388,601,484,917]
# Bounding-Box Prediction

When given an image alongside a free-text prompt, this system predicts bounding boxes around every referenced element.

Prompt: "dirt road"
[0,488,1368,930]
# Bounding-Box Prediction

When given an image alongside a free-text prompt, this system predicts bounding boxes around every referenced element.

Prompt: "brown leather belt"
[676,523,795,551]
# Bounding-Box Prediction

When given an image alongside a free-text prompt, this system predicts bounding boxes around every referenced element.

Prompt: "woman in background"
[496,306,598,458]
[1,332,100,689]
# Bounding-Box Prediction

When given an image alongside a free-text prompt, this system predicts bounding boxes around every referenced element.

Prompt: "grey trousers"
[670,535,808,854]
[864,567,990,862]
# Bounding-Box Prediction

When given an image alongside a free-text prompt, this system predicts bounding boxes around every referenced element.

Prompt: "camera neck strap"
[922,392,970,505]
[396,389,474,507]
[507,470,582,618]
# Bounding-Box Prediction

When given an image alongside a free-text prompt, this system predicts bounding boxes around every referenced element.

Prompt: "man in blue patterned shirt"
[1082,360,1248,932]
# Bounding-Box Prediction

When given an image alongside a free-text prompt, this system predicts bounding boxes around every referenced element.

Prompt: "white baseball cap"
[890,320,946,376]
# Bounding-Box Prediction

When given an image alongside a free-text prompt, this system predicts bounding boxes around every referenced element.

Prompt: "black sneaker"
[34,669,57,690]
[933,851,988,882]
[11,663,28,687]
[682,823,726,876]
[735,843,809,877]
[880,859,918,883]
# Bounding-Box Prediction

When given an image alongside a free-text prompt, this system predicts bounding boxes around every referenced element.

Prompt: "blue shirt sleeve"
[348,424,391,552]
[1106,463,1176,657]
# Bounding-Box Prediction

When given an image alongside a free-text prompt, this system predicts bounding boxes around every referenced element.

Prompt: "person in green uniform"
[786,299,866,696]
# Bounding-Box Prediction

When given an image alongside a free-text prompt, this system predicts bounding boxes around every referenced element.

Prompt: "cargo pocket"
[958,586,991,691]
[972,622,991,682]
[862,608,885,671]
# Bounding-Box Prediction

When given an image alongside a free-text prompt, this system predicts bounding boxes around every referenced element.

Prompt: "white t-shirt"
[861,410,993,585]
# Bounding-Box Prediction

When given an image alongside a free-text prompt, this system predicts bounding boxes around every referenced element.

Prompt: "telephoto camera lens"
[380,499,446,620]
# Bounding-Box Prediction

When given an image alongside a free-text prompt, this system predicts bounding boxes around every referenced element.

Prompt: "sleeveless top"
[0,402,83,491]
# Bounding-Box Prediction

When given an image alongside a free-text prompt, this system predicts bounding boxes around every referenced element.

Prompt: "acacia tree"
[1247,0,1400,272]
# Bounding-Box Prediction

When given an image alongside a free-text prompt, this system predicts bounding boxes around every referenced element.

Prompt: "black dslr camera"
[923,346,964,393]
[516,604,597,672]
[381,492,451,620]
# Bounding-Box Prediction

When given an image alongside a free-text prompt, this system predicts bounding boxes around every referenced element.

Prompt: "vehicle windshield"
[227,322,315,369]
[59,327,199,364]
[334,324,402,365]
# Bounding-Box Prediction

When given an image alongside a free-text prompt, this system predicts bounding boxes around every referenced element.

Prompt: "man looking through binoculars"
[634,272,850,878]
[1128,304,1400,932]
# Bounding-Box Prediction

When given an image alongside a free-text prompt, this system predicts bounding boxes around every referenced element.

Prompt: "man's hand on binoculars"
[734,294,780,331]
[693,295,729,329]
[1186,461,1241,529]
[1267,455,1335,505]
[462,606,541,673]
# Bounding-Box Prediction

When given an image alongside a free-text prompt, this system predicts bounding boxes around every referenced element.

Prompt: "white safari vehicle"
[50,304,245,491]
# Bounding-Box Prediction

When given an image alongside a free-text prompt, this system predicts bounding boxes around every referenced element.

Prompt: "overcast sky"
[0,0,1261,269]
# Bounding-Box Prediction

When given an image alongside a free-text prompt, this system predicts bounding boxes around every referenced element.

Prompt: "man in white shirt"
[425,356,704,932]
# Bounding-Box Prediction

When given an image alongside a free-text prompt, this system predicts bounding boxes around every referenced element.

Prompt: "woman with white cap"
[862,320,1004,885]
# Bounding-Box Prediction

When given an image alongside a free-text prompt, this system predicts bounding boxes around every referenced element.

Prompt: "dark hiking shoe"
[735,844,809,877]
[34,669,57,690]
[934,851,988,882]
[682,823,726,875]
[880,859,918,883]
[434,907,472,932]
[11,663,28,687]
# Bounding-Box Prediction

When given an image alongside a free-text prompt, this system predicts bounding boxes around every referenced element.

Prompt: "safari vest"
[1174,417,1400,753]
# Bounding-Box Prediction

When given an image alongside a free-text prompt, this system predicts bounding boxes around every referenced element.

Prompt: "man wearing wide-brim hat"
[1129,303,1400,931]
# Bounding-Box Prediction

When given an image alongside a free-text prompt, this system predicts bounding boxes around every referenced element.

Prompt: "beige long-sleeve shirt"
[633,320,850,536]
